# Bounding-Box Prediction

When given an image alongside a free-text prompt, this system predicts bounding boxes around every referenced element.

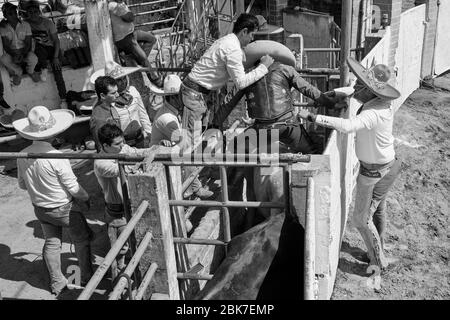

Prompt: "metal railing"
[0,149,312,299]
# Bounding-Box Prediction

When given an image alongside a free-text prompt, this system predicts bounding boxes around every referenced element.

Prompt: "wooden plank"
[128,162,179,300]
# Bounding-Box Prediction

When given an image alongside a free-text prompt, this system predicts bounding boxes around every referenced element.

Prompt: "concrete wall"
[434,0,450,75]
[283,9,334,68]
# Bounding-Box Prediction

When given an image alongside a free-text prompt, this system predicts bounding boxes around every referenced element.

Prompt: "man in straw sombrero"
[299,57,402,271]
[13,106,94,295]
[90,61,152,150]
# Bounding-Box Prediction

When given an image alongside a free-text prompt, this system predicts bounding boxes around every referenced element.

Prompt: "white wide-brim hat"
[90,61,141,85]
[13,107,75,140]
[243,40,296,69]
[149,74,182,96]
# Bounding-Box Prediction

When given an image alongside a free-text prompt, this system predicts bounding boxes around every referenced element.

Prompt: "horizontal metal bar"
[135,18,175,27]
[161,161,289,167]
[128,0,169,8]
[169,200,284,208]
[109,231,153,300]
[77,200,149,300]
[173,237,226,246]
[177,273,213,280]
[0,152,311,163]
[303,47,361,52]
[135,6,178,16]
[134,263,158,300]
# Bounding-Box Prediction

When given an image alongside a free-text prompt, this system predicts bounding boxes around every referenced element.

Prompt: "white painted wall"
[434,0,450,75]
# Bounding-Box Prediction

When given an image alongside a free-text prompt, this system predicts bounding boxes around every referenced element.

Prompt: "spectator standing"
[24,1,68,108]
[13,105,93,295]
[94,122,154,275]
[0,2,39,86]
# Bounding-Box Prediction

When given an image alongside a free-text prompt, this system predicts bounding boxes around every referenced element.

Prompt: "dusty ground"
[331,74,450,300]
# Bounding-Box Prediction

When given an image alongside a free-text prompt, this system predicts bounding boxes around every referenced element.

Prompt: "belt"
[183,77,211,95]
[254,111,295,127]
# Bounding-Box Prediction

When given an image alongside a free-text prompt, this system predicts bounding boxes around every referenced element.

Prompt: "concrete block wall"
[268,0,288,26]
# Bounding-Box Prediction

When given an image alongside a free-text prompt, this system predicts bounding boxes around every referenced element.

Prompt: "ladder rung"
[177,273,213,280]
[134,6,178,16]
[128,0,170,8]
[136,18,175,27]
[173,237,226,246]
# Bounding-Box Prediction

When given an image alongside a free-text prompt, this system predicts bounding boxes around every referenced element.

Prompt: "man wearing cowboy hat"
[14,106,94,295]
[90,61,152,150]
[299,57,402,271]
[149,74,214,199]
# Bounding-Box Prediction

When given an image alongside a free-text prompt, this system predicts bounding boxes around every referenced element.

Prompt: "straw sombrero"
[243,40,296,69]
[149,74,182,96]
[347,57,400,100]
[13,106,74,140]
[90,61,141,85]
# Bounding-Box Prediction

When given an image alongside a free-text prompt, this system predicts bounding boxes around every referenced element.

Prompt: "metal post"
[219,166,231,250]
[340,0,352,86]
[304,178,317,300]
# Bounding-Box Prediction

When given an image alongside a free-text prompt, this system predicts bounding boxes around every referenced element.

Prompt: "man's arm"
[55,158,89,201]
[212,89,246,128]
[134,90,152,136]
[284,65,337,108]
[225,46,271,90]
[1,35,19,57]
[299,108,381,134]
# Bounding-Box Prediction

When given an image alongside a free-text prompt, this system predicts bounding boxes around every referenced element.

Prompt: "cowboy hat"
[13,106,74,140]
[243,40,296,69]
[90,61,141,84]
[255,15,284,35]
[149,74,182,96]
[347,57,400,100]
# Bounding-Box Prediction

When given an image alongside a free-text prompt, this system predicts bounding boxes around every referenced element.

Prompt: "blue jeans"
[34,200,93,292]
[180,83,208,153]
[352,157,402,268]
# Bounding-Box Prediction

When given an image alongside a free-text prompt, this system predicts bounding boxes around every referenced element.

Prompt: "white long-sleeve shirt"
[17,141,80,208]
[315,98,395,164]
[188,33,268,91]
[112,86,152,135]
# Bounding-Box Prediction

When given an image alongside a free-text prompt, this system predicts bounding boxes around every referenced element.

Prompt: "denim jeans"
[352,157,402,268]
[34,200,93,292]
[180,83,208,152]
[34,44,67,99]
[104,210,129,275]
[115,30,157,80]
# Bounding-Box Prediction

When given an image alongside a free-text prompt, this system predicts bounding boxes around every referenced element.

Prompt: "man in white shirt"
[94,122,155,273]
[180,13,274,151]
[299,58,402,271]
[14,106,93,295]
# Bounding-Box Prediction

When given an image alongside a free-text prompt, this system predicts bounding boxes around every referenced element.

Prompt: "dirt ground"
[331,74,450,300]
